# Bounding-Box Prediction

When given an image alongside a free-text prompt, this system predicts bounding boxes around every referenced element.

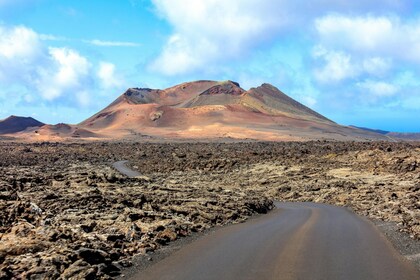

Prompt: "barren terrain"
[0,141,419,279]
[1,81,392,142]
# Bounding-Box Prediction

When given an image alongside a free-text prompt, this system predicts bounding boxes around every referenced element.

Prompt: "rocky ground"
[0,141,419,279]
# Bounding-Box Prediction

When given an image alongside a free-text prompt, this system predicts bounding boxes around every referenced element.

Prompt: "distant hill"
[384,132,420,141]
[349,126,389,135]
[351,126,420,141]
[0,115,44,134]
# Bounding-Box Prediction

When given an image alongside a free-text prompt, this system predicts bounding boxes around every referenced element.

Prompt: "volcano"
[1,81,391,141]
[77,80,387,141]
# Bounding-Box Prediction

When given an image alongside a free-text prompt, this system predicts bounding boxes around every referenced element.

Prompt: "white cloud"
[51,48,90,85]
[0,25,42,60]
[0,25,45,85]
[315,15,420,62]
[313,46,394,83]
[357,80,398,97]
[97,62,123,89]
[313,47,356,83]
[362,57,392,77]
[36,47,91,101]
[0,24,126,107]
[315,16,393,51]
[312,13,420,113]
[149,0,414,76]
[87,39,141,47]
[150,0,291,75]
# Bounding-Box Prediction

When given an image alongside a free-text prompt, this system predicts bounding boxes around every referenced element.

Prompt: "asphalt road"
[112,160,141,178]
[134,202,420,280]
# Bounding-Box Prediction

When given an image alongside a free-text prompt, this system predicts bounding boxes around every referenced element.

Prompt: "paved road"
[134,202,419,280]
[112,160,141,178]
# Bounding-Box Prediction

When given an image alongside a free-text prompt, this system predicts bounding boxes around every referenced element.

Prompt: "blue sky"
[0,0,419,132]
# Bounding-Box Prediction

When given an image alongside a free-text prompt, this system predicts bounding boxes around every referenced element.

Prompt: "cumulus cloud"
[0,25,91,106]
[0,24,126,107]
[35,47,91,102]
[150,0,419,90]
[149,0,413,76]
[0,25,42,59]
[312,13,420,110]
[362,57,392,77]
[97,62,124,89]
[315,15,420,62]
[313,48,356,83]
[357,80,399,97]
[312,45,396,84]
[0,25,46,85]
[314,14,420,82]
[150,0,296,75]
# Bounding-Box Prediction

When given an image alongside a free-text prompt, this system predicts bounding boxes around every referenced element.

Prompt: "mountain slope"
[241,84,332,123]
[120,80,218,106]
[0,116,44,134]
[181,81,245,108]
[78,80,389,141]
[2,81,394,141]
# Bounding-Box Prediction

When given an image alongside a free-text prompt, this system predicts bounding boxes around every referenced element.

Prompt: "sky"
[0,0,419,132]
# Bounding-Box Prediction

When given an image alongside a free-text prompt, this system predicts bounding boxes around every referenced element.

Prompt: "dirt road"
[134,202,419,280]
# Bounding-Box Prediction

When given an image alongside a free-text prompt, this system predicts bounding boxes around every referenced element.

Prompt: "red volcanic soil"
[13,123,100,141]
[78,80,387,141]
[9,80,391,141]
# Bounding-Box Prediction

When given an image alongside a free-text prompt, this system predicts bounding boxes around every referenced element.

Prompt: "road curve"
[112,160,141,178]
[132,202,419,280]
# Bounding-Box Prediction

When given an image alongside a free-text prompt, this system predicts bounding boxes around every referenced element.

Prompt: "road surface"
[112,160,141,178]
[134,202,419,280]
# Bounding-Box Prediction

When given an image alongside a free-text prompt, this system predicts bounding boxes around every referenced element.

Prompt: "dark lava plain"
[0,141,419,279]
